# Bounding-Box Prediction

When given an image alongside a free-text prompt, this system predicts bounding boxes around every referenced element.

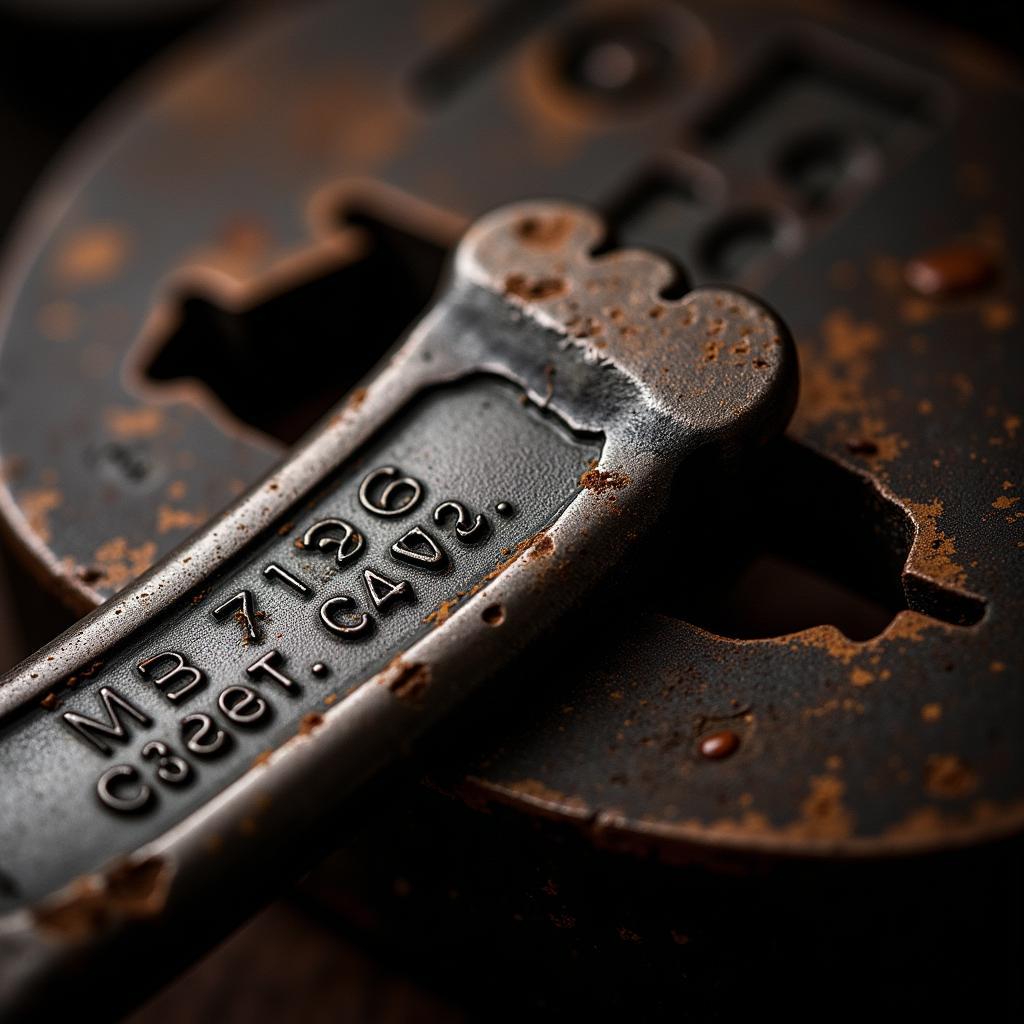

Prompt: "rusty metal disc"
[0,0,1021,862]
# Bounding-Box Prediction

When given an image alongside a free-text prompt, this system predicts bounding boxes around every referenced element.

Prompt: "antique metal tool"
[0,0,1021,1017]
[0,200,795,1017]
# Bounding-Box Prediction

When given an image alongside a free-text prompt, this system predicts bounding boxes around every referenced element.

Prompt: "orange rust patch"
[93,538,158,591]
[53,224,130,285]
[40,692,61,711]
[382,657,431,700]
[925,755,978,799]
[504,273,567,300]
[157,505,205,534]
[424,533,546,625]
[801,696,865,719]
[298,712,324,735]
[849,667,875,687]
[695,774,854,842]
[187,216,272,278]
[847,416,906,464]
[526,534,554,561]
[34,857,170,941]
[425,596,462,627]
[992,495,1019,510]
[579,467,631,494]
[794,309,882,427]
[500,778,591,815]
[883,800,1022,842]
[904,499,968,588]
[21,487,62,544]
[291,70,413,166]
[104,406,164,440]
[980,300,1016,331]
[795,775,854,840]
[514,213,572,248]
[921,703,943,722]
[251,750,272,768]
[786,611,937,665]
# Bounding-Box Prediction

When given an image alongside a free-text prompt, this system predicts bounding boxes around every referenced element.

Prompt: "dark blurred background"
[0,0,1020,276]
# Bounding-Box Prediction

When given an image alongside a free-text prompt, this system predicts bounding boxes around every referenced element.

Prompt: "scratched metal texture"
[0,378,599,905]
[0,0,1019,862]
[0,200,796,1017]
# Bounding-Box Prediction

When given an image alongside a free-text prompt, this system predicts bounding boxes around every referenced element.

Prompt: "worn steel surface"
[0,0,1020,867]
[0,201,794,1016]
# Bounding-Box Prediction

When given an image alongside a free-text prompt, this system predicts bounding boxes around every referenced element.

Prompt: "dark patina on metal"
[0,201,795,1016]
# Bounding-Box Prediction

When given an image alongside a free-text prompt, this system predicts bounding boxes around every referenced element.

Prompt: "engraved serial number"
[53,465,511,815]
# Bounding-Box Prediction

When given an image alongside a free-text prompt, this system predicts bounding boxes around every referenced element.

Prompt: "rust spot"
[251,750,272,768]
[514,214,571,248]
[34,857,170,941]
[346,387,368,412]
[382,657,431,700]
[787,611,936,664]
[904,499,968,588]
[921,703,943,722]
[21,487,62,544]
[579,467,630,494]
[699,731,740,760]
[93,538,158,591]
[794,309,882,427]
[53,224,130,286]
[792,775,854,839]
[103,406,164,440]
[298,712,324,735]
[980,300,1016,331]
[500,778,590,815]
[526,534,554,561]
[904,242,996,297]
[40,692,61,711]
[157,504,205,534]
[849,666,875,687]
[925,754,978,799]
[504,272,567,300]
[188,216,272,278]
[232,609,252,645]
[425,596,461,627]
[992,495,1019,510]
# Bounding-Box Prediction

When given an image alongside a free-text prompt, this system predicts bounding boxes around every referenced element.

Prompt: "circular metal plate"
[0,0,1021,857]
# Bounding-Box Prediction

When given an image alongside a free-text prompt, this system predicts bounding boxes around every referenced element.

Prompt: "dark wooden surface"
[126,901,466,1024]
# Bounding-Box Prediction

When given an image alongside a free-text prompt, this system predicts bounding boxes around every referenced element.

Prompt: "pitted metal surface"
[0,0,1020,869]
[0,200,794,1016]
